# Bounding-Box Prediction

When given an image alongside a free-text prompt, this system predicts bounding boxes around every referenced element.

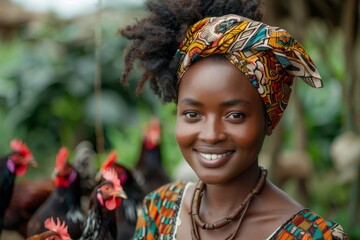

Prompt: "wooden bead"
[189,167,268,239]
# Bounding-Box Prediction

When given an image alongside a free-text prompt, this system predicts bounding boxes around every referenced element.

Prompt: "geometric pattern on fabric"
[269,209,349,240]
[176,14,323,129]
[132,183,348,240]
[133,182,186,240]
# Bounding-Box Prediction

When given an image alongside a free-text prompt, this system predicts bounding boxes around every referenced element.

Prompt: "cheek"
[175,119,196,151]
[97,192,104,206]
[175,121,187,148]
[233,124,266,150]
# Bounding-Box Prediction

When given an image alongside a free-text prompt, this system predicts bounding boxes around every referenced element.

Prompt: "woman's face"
[176,57,271,184]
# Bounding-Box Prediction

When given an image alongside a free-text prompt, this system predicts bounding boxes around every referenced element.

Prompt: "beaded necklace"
[189,167,268,240]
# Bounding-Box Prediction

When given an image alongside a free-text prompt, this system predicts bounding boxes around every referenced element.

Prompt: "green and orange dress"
[132,182,348,240]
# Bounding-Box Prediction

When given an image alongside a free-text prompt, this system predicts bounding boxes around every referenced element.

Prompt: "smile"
[199,152,232,161]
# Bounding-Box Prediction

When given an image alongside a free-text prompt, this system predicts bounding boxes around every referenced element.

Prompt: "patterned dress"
[132,182,348,240]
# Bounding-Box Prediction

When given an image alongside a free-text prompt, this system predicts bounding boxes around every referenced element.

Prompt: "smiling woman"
[176,56,270,185]
[119,0,348,239]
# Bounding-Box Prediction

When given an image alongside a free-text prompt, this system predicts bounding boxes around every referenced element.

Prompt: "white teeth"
[200,152,231,161]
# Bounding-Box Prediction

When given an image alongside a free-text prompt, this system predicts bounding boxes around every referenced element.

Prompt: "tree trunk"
[341,0,360,229]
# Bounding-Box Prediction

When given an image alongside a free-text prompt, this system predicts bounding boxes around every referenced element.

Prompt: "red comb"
[55,147,69,172]
[102,168,121,189]
[10,139,33,159]
[149,117,161,135]
[145,117,161,149]
[44,217,71,239]
[101,151,117,171]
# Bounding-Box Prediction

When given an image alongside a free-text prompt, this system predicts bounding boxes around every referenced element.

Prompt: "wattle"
[105,196,121,211]
[15,164,28,176]
[55,177,71,188]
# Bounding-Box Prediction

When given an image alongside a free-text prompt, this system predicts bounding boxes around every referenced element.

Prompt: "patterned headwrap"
[176,14,323,129]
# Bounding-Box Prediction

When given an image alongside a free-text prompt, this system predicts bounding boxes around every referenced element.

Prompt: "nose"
[198,117,226,144]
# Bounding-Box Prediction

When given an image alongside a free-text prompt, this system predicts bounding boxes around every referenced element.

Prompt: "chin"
[196,171,232,185]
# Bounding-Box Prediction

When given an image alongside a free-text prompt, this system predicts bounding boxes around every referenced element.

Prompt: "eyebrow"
[220,99,250,107]
[179,98,203,106]
[179,98,250,107]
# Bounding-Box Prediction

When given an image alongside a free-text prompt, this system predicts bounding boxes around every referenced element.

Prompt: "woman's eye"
[184,111,200,119]
[227,112,245,119]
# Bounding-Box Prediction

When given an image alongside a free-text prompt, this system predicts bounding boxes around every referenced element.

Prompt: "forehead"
[178,57,262,105]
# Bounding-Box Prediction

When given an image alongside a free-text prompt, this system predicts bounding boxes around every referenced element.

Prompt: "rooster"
[27,169,127,240]
[134,116,169,194]
[80,168,127,240]
[97,150,145,239]
[27,147,85,239]
[26,217,71,240]
[3,140,97,238]
[0,139,37,236]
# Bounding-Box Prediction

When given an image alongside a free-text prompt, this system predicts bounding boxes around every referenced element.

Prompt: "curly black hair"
[120,0,263,103]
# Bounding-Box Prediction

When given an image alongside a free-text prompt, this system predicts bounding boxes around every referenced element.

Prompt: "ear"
[265,122,273,136]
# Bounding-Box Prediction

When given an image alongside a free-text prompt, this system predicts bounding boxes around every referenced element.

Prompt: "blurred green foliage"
[0,5,182,177]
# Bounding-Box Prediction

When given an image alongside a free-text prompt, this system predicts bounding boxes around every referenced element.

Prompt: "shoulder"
[272,209,348,240]
[133,182,189,239]
[147,181,189,196]
[143,181,189,204]
[141,181,188,219]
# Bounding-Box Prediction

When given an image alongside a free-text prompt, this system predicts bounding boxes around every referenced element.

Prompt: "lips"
[195,149,234,168]
[199,152,232,160]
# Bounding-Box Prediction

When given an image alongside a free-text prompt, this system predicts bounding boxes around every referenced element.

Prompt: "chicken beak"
[51,169,59,179]
[112,189,127,199]
[29,158,38,167]
[95,171,103,182]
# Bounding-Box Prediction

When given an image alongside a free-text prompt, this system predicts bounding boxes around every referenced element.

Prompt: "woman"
[120,0,348,239]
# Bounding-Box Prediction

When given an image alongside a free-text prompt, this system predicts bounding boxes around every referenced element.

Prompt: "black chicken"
[26,169,127,240]
[80,168,127,240]
[3,140,97,238]
[97,150,145,239]
[134,116,170,194]
[27,147,85,239]
[0,139,37,237]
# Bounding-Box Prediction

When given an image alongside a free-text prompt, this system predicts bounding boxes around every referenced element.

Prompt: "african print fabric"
[176,14,323,129]
[133,182,187,240]
[132,182,348,240]
[269,209,348,240]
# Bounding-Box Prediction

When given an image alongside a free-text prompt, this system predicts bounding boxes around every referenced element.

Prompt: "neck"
[202,163,261,216]
[189,165,267,239]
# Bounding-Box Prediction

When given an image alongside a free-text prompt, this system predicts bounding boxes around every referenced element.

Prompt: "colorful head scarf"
[176,14,322,129]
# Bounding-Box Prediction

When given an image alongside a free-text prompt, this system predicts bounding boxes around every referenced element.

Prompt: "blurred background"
[0,0,359,239]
